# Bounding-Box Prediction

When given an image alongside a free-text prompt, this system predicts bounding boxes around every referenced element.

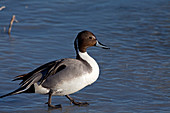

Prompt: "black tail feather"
[0,86,28,98]
[0,84,35,98]
[0,90,18,98]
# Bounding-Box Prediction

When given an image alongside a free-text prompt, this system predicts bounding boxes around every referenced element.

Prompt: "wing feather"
[10,59,66,94]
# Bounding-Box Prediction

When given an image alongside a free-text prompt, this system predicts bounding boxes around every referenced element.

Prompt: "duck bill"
[95,41,110,49]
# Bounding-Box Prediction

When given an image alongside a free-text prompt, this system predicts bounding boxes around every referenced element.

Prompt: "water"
[0,0,170,112]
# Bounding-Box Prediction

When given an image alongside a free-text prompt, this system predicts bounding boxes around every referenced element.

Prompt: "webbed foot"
[65,95,89,106]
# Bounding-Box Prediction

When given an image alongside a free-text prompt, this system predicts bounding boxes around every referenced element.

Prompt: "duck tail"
[0,86,29,98]
[0,89,20,98]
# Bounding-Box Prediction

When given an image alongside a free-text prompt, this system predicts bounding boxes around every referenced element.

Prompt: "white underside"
[34,83,49,94]
[34,51,99,96]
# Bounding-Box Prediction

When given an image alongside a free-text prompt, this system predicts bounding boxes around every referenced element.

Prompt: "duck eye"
[89,37,92,39]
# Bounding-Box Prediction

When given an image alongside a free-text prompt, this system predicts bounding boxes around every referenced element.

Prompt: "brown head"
[74,30,109,53]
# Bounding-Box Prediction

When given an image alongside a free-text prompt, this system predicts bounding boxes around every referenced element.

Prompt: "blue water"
[0,0,170,112]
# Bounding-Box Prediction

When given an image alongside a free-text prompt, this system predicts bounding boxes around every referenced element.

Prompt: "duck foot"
[45,102,62,109]
[46,90,62,109]
[65,95,89,106]
[72,101,89,106]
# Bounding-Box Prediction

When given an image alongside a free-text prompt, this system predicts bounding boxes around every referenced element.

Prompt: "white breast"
[79,51,100,85]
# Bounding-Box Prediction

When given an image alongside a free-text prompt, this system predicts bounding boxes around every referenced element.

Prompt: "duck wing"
[0,59,66,98]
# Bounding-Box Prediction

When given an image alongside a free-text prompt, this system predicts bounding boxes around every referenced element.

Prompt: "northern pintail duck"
[0,30,109,108]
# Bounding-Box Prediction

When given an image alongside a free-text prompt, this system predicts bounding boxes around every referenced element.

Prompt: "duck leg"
[65,95,89,106]
[46,90,62,109]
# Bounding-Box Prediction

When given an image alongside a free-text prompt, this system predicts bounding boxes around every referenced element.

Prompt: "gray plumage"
[0,30,109,108]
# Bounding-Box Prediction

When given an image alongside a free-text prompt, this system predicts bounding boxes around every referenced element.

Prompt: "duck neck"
[77,51,91,61]
[74,37,94,62]
[77,51,97,68]
[75,41,99,75]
